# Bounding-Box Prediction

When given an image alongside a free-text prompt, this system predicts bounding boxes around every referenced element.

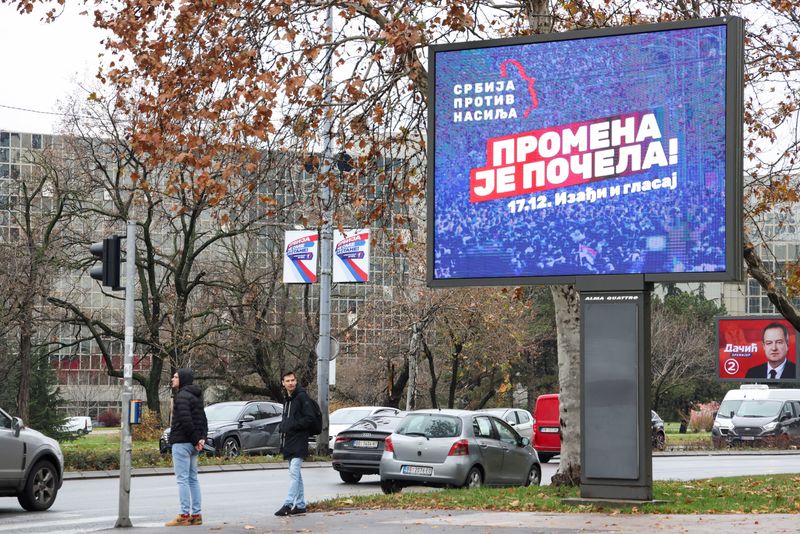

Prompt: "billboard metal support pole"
[316,4,334,456]
[115,221,136,527]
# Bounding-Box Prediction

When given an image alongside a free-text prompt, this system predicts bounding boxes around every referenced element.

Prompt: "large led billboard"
[716,316,798,382]
[427,18,743,286]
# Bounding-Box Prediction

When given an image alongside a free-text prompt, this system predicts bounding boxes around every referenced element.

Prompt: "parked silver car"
[379,409,541,494]
[0,407,65,511]
[477,408,534,440]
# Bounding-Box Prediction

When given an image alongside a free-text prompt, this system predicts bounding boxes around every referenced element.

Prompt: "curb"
[63,461,334,480]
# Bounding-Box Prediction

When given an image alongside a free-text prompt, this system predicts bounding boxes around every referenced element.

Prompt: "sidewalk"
[120,509,800,533]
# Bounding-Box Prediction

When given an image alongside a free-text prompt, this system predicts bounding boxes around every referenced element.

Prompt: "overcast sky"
[0,3,104,134]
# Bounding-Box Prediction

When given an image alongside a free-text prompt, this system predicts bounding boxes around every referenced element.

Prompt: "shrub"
[98,410,121,427]
[689,401,718,432]
[132,408,163,441]
[64,448,170,471]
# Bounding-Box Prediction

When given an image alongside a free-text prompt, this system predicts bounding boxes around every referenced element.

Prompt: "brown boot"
[190,514,203,526]
[165,514,192,526]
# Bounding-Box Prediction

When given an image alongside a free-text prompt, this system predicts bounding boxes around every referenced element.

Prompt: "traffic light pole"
[115,221,136,528]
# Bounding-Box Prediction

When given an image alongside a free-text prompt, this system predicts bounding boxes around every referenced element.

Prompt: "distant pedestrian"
[165,368,208,527]
[275,370,315,516]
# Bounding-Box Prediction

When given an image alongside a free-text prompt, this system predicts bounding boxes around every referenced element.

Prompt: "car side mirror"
[519,437,530,447]
[12,417,22,437]
[730,411,735,418]
[781,414,791,422]
[240,415,256,423]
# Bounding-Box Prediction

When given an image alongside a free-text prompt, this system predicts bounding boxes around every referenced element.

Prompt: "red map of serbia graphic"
[500,59,539,117]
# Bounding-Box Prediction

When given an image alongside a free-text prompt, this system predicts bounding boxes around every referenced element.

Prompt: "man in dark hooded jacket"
[165,368,208,527]
[274,370,316,517]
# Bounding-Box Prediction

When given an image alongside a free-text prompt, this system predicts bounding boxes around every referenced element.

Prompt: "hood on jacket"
[177,368,194,388]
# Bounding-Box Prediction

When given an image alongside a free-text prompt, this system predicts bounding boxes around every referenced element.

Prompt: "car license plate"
[352,439,379,448]
[401,465,433,476]
[741,436,755,441]
[539,427,559,433]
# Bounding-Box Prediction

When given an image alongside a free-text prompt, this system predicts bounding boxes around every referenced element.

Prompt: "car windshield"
[737,400,782,418]
[330,408,373,425]
[718,399,742,419]
[205,404,246,421]
[396,414,462,438]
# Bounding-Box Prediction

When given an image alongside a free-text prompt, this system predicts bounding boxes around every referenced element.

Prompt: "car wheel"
[653,431,666,451]
[222,436,241,457]
[538,453,552,463]
[463,466,483,489]
[17,460,59,512]
[380,479,402,494]
[525,464,541,487]
[339,471,363,484]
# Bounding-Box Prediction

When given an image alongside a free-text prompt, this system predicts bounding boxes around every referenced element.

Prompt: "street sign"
[316,336,340,361]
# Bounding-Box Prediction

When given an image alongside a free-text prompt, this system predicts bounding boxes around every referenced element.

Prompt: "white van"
[712,385,800,447]
[712,385,770,447]
[62,416,93,435]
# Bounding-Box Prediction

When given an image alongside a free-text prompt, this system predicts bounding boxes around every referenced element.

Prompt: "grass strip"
[311,474,800,514]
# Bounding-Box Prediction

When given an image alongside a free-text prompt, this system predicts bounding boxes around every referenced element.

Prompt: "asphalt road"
[2,454,800,533]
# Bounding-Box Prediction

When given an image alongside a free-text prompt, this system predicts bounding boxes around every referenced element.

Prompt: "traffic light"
[89,236,121,289]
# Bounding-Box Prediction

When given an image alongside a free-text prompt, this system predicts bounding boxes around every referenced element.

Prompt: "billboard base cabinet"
[579,278,653,501]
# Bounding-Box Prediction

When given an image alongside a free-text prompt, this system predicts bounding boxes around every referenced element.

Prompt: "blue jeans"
[284,457,305,509]
[172,443,201,515]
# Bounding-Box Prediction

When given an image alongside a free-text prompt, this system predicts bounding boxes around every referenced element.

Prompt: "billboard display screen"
[716,317,798,382]
[428,18,743,286]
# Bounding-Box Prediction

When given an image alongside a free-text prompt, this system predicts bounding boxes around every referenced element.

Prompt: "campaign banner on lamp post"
[283,230,319,283]
[333,229,370,283]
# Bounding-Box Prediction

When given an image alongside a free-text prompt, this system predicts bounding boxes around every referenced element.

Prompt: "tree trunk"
[16,322,31,422]
[145,356,164,419]
[16,298,34,423]
[448,349,460,409]
[423,338,439,409]
[550,285,581,486]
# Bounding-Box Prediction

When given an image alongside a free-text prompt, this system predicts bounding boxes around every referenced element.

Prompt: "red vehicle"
[532,394,667,462]
[532,394,561,463]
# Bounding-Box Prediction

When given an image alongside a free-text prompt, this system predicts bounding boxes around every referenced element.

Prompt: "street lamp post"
[315,4,334,456]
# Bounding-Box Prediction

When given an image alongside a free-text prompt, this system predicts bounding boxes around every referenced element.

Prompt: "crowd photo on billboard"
[431,21,735,282]
[717,317,798,381]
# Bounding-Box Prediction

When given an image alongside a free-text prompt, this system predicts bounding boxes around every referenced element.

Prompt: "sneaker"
[274,505,292,517]
[290,507,307,515]
[189,514,203,526]
[165,514,192,527]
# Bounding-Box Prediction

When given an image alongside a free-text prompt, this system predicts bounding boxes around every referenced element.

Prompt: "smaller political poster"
[717,316,798,382]
[333,229,370,283]
[283,230,319,283]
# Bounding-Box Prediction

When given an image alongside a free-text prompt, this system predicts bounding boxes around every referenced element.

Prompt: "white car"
[328,406,401,450]
[62,416,93,435]
[477,408,534,440]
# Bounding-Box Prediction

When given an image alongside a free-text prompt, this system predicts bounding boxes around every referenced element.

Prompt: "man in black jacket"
[275,370,315,517]
[165,368,208,527]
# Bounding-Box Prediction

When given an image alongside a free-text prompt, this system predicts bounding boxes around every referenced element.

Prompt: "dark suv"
[160,400,283,457]
[0,407,65,511]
